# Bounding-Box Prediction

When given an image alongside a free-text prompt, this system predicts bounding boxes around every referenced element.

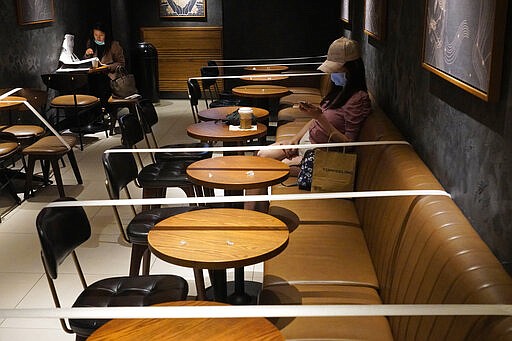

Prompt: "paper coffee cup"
[91,58,99,68]
[238,107,253,129]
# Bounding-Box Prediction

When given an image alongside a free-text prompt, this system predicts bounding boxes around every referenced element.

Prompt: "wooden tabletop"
[148,208,289,270]
[0,96,26,110]
[187,121,267,142]
[197,106,269,122]
[187,155,290,190]
[240,74,289,82]
[232,85,290,98]
[88,301,284,341]
[244,65,289,72]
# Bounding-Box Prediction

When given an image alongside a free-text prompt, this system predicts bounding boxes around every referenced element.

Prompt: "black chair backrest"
[187,79,201,107]
[41,73,89,94]
[36,197,91,279]
[102,147,139,199]
[138,99,159,133]
[118,113,145,147]
[200,67,217,89]
[207,60,220,77]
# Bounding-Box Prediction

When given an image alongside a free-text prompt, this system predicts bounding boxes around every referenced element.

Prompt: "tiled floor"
[0,99,263,340]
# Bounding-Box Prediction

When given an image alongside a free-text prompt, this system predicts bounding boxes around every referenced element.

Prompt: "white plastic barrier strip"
[212,55,327,63]
[204,62,323,69]
[190,72,324,81]
[46,190,451,208]
[0,304,510,319]
[0,88,71,149]
[104,141,411,154]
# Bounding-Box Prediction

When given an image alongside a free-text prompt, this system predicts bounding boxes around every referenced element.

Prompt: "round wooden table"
[232,85,290,99]
[187,121,267,143]
[148,209,289,303]
[88,301,284,341]
[197,106,269,122]
[186,155,290,190]
[240,74,289,82]
[244,65,289,72]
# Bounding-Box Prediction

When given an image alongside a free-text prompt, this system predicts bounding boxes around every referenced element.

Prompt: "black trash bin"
[133,42,159,102]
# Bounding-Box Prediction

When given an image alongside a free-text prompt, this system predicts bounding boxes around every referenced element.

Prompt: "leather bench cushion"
[155,142,212,163]
[263,224,378,289]
[51,94,99,107]
[137,160,191,188]
[275,120,308,139]
[277,106,317,123]
[260,284,392,340]
[23,135,76,155]
[386,196,512,340]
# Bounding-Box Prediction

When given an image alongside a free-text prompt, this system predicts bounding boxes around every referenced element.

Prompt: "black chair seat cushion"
[127,206,201,244]
[137,160,191,188]
[70,274,188,337]
[155,142,212,163]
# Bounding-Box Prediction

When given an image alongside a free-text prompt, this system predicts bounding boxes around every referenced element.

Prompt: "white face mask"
[331,72,347,86]
[94,40,105,46]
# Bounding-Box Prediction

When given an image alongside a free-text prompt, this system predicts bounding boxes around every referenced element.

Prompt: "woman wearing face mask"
[258,37,371,169]
[84,22,125,80]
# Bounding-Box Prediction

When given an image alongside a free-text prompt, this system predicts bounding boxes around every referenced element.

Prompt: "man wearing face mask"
[258,37,371,168]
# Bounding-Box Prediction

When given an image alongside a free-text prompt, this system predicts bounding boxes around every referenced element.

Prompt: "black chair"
[117,115,200,202]
[200,66,241,109]
[187,78,203,123]
[0,133,22,206]
[136,98,211,164]
[36,197,188,340]
[102,151,207,298]
[41,73,106,150]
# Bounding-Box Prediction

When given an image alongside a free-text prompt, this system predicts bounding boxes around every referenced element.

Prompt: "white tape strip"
[204,62,323,69]
[0,87,23,100]
[0,304,510,319]
[211,55,327,63]
[104,141,411,154]
[45,190,451,208]
[190,72,324,81]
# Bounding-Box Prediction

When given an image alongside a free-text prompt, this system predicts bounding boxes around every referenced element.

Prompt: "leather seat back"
[387,196,512,340]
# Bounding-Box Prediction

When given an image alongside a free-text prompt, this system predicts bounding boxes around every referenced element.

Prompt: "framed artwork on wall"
[422,0,507,102]
[160,0,207,19]
[16,0,54,25]
[364,0,386,40]
[341,0,350,24]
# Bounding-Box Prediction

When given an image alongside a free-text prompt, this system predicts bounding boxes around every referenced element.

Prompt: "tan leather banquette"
[259,101,512,340]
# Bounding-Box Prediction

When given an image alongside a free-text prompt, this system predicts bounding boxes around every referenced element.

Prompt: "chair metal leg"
[23,156,36,200]
[67,150,82,184]
[129,244,147,276]
[50,158,65,197]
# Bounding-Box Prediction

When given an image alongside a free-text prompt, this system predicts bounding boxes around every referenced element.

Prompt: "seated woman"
[249,37,371,212]
[259,37,371,171]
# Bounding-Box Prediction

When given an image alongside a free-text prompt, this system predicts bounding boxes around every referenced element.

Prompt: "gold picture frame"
[422,0,507,102]
[341,0,350,24]
[16,0,54,25]
[159,0,207,19]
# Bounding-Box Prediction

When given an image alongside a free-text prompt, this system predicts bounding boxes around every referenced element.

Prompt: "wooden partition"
[140,27,223,94]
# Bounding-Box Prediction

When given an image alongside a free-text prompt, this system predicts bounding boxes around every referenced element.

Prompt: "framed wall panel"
[364,0,386,40]
[422,0,507,101]
[16,0,54,25]
[159,0,206,19]
[341,0,350,24]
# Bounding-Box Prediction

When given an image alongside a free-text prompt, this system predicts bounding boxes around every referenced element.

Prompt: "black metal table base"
[205,280,261,305]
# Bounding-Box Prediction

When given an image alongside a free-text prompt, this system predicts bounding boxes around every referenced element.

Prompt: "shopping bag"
[110,66,138,99]
[311,148,357,192]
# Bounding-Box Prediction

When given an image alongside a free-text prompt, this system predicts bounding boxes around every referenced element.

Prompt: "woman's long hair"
[88,22,113,54]
[320,58,368,109]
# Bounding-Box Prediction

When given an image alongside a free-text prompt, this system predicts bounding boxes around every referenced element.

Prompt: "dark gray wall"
[0,0,110,89]
[345,1,511,273]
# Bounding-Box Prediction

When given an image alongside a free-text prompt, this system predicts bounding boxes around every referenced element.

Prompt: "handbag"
[297,149,315,190]
[311,148,357,192]
[110,66,138,99]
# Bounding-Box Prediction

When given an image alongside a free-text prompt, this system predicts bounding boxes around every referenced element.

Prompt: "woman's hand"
[299,101,322,117]
[279,138,299,159]
[85,48,94,57]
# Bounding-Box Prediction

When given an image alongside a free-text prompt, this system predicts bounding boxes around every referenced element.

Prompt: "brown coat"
[85,40,125,79]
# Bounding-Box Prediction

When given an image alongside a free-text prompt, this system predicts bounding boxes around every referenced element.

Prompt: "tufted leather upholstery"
[260,99,512,340]
[36,198,189,339]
